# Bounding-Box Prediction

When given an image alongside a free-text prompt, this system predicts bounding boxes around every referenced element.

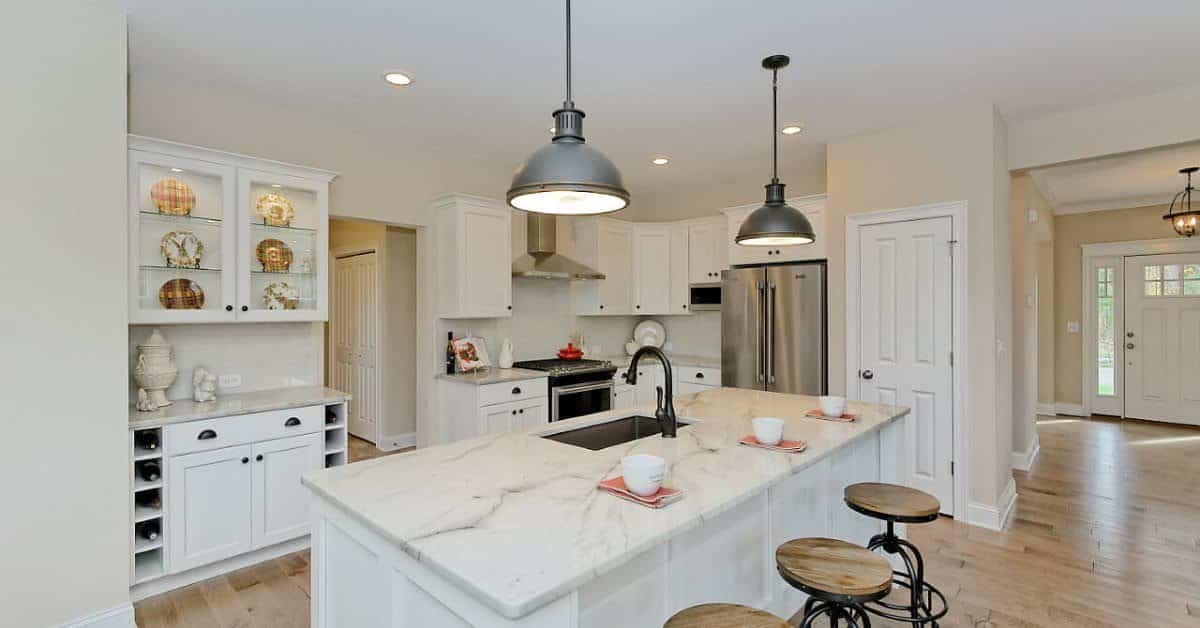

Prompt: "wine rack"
[130,427,165,584]
[324,401,348,468]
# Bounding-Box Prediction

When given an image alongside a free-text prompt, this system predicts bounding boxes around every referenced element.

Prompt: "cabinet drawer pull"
[695,372,704,379]
[284,417,301,427]
[198,429,217,440]
[511,386,522,395]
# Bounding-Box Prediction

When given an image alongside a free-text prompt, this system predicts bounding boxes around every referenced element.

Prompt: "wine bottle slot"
[135,491,162,510]
[137,520,160,541]
[135,430,160,451]
[137,460,161,483]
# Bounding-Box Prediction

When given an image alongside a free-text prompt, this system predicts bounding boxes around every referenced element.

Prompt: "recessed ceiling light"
[651,157,670,166]
[169,168,183,173]
[781,125,804,136]
[383,71,413,86]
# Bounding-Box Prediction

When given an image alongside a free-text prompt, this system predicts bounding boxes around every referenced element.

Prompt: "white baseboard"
[131,536,309,602]
[58,603,135,628]
[1011,435,1040,472]
[965,477,1018,531]
[379,431,417,451]
[1035,403,1056,416]
[1053,402,1085,417]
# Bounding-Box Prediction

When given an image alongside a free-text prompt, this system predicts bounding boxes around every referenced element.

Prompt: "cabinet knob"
[511,410,517,415]
[225,305,233,312]
[507,305,512,310]
[519,408,524,414]
[636,305,641,309]
[599,304,605,309]
[682,304,687,309]
[241,305,249,312]
[241,457,249,464]
[256,454,263,462]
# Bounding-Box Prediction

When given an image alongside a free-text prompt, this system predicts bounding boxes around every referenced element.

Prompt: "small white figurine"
[193,367,218,403]
[136,388,157,412]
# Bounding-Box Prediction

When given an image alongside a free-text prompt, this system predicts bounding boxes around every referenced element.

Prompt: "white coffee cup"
[820,396,847,418]
[752,417,785,446]
[621,454,667,497]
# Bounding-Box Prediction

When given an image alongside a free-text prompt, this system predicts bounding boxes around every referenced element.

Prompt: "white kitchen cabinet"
[612,384,637,410]
[128,136,335,324]
[669,224,692,315]
[168,444,254,573]
[434,194,513,318]
[674,366,721,398]
[479,397,549,435]
[252,432,324,548]
[688,217,728,283]
[630,363,666,406]
[573,218,634,315]
[724,194,827,266]
[633,225,671,315]
[437,376,549,443]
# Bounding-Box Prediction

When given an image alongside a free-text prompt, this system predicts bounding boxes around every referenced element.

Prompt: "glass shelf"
[251,221,317,235]
[140,264,222,272]
[252,269,314,276]
[139,211,222,227]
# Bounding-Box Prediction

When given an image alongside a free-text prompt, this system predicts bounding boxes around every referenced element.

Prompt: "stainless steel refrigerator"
[721,262,827,394]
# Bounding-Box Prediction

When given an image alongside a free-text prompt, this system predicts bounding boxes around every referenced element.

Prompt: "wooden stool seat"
[664,603,790,628]
[844,482,940,522]
[775,537,892,598]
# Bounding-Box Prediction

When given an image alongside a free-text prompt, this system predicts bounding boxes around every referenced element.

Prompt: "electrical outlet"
[218,373,242,389]
[1067,321,1080,334]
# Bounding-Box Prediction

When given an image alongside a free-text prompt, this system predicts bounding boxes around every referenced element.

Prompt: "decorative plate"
[255,192,294,227]
[158,278,205,309]
[151,178,196,216]
[159,230,205,268]
[634,319,666,348]
[263,282,299,310]
[256,238,293,272]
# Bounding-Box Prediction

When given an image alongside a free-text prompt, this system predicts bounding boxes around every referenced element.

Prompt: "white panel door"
[333,252,379,442]
[597,221,633,314]
[633,225,671,315]
[460,205,512,316]
[1124,254,1200,425]
[855,217,954,514]
[252,433,323,548]
[479,402,519,435]
[688,221,719,283]
[168,445,253,572]
[668,223,691,315]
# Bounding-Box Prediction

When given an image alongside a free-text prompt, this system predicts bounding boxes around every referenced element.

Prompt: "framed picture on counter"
[452,336,491,372]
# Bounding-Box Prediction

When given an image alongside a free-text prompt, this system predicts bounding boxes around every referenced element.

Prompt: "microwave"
[689,283,721,311]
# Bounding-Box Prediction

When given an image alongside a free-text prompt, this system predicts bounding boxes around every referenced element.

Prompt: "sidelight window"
[1097,267,1115,397]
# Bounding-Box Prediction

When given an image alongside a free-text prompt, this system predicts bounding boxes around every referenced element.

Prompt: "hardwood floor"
[135,415,1200,628]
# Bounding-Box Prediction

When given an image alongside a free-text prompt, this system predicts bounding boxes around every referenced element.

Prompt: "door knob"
[1126,342,1135,350]
[1126,332,1135,338]
[861,369,874,380]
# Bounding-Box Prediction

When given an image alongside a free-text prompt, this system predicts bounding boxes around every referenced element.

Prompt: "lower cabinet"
[479,397,548,434]
[612,385,637,410]
[168,432,322,573]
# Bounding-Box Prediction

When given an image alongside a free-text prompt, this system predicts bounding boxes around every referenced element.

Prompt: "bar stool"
[664,603,790,628]
[844,482,948,626]
[776,537,892,627]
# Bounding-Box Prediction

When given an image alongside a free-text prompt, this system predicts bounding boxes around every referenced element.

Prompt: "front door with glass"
[1123,254,1200,425]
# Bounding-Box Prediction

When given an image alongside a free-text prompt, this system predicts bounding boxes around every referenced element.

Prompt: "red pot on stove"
[557,343,583,360]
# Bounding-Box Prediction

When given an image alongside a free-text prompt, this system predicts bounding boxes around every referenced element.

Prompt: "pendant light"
[507,0,629,216]
[735,55,815,247]
[1164,166,1200,237]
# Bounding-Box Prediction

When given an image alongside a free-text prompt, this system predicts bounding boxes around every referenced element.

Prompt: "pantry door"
[854,216,955,515]
[332,251,379,442]
[1123,253,1200,425]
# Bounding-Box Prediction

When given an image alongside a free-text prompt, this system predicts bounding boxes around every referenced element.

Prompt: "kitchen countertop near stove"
[436,367,548,385]
[302,387,907,619]
[600,352,721,370]
[129,385,350,429]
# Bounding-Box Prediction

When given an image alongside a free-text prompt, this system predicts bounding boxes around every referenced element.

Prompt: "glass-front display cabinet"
[128,136,333,324]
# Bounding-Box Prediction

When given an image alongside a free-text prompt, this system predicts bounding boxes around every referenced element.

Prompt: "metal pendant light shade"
[735,55,816,247]
[507,0,629,216]
[1163,166,1200,237]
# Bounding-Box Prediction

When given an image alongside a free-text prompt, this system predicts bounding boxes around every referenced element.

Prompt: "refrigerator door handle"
[756,281,766,383]
[767,281,776,384]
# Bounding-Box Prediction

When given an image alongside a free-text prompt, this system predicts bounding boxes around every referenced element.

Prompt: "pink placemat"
[805,409,858,422]
[598,476,684,509]
[738,435,808,452]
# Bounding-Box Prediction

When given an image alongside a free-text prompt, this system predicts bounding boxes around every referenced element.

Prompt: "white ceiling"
[118,0,1200,208]
[1029,142,1200,215]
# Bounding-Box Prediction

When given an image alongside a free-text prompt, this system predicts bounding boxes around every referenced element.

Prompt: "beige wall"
[0,2,131,625]
[1053,204,1178,404]
[1009,175,1054,456]
[1036,241,1056,406]
[828,103,1013,509]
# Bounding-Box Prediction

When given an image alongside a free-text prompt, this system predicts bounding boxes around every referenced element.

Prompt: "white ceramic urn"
[133,328,178,410]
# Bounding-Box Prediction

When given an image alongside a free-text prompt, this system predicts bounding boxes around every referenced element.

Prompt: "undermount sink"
[541,415,693,451]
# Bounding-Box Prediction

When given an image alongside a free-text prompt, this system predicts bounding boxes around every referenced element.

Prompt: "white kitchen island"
[301,387,909,627]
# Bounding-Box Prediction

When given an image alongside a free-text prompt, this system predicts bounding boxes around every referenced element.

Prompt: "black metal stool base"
[862,521,948,627]
[799,596,873,628]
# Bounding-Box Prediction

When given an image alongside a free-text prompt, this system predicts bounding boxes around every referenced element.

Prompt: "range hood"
[512,214,605,280]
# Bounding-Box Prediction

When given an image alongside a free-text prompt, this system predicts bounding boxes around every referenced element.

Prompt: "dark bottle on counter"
[137,460,161,482]
[136,491,162,510]
[138,520,160,541]
[135,430,159,451]
[445,331,456,374]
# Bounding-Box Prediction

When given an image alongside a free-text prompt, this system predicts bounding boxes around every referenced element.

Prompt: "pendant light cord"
[771,67,779,183]
[564,0,573,108]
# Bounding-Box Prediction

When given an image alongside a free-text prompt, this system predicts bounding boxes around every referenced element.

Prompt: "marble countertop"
[129,385,350,429]
[600,352,722,370]
[435,367,548,385]
[302,387,907,619]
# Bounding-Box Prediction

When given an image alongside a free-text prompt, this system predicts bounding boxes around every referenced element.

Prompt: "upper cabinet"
[723,194,827,266]
[434,194,513,319]
[573,218,633,315]
[128,136,335,324]
[632,225,671,315]
[688,217,728,283]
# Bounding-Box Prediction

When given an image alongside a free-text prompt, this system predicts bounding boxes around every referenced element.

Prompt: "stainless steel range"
[512,358,617,422]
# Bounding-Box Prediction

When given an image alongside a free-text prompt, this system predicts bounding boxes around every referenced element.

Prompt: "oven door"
[552,380,614,421]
